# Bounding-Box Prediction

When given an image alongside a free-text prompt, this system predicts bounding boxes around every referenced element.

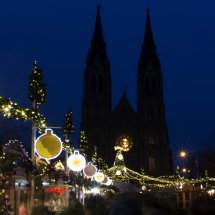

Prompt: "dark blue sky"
[0,1,215,157]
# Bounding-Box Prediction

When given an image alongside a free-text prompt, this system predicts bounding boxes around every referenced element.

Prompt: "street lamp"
[178,150,188,176]
[182,168,187,173]
[179,151,187,158]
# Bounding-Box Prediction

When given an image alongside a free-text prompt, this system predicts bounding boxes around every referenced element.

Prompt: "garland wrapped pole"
[28,60,46,165]
[28,60,46,213]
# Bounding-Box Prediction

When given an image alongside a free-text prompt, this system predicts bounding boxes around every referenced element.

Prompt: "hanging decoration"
[35,129,62,160]
[94,172,105,183]
[67,150,86,172]
[83,162,97,177]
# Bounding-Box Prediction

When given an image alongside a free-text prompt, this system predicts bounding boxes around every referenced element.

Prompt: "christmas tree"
[78,130,88,158]
[28,61,46,107]
[63,111,74,151]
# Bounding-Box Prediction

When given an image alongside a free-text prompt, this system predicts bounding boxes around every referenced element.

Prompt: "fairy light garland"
[105,150,215,190]
[0,96,47,131]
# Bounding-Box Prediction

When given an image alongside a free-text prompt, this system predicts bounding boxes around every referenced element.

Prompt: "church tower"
[81,5,111,162]
[137,10,172,176]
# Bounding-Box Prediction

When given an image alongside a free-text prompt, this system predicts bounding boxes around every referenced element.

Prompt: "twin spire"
[87,4,107,66]
[88,6,157,65]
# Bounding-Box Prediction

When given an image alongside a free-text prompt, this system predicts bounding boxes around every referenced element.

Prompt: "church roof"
[112,91,136,116]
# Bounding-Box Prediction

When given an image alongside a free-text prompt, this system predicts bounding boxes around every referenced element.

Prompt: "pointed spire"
[92,4,104,45]
[87,4,108,66]
[141,9,156,57]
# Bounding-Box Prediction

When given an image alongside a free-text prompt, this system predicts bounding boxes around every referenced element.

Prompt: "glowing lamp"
[94,172,105,182]
[35,129,62,160]
[67,150,86,172]
[83,162,97,177]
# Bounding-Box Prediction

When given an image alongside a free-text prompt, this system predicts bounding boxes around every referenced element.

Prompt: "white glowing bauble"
[117,154,123,160]
[67,150,86,172]
[83,162,97,177]
[105,178,112,186]
[94,172,105,182]
[116,170,121,175]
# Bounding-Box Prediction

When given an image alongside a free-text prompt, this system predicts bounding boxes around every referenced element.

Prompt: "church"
[81,6,172,176]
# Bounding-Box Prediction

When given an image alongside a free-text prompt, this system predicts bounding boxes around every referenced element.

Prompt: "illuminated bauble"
[117,154,123,160]
[101,176,108,184]
[83,162,97,177]
[35,129,62,160]
[67,150,86,172]
[105,178,112,186]
[94,172,105,182]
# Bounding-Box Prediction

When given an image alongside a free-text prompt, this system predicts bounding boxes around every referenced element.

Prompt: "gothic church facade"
[81,6,172,176]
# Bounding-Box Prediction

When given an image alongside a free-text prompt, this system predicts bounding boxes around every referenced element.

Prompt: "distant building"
[81,6,172,176]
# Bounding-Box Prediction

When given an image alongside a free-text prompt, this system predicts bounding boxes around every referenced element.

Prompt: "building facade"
[81,6,172,176]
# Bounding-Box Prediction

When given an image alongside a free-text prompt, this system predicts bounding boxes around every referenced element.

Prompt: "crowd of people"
[31,191,215,215]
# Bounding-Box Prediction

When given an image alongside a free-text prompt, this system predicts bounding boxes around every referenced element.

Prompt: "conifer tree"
[63,111,74,150]
[79,130,88,159]
[92,146,108,171]
[28,61,46,107]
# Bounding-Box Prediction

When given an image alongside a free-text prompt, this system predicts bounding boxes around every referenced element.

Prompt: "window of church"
[149,136,154,144]
[149,156,156,170]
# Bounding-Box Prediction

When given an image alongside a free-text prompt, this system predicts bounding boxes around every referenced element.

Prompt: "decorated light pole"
[28,60,46,213]
[28,60,46,164]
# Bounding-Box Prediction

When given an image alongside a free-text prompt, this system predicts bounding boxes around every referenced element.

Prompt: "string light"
[0,96,47,131]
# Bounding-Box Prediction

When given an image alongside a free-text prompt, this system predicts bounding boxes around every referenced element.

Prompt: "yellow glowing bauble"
[67,150,86,172]
[35,129,62,160]
[94,172,105,182]
[83,162,97,177]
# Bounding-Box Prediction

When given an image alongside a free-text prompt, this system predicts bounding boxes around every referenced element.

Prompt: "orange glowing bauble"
[67,150,86,172]
[83,162,97,177]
